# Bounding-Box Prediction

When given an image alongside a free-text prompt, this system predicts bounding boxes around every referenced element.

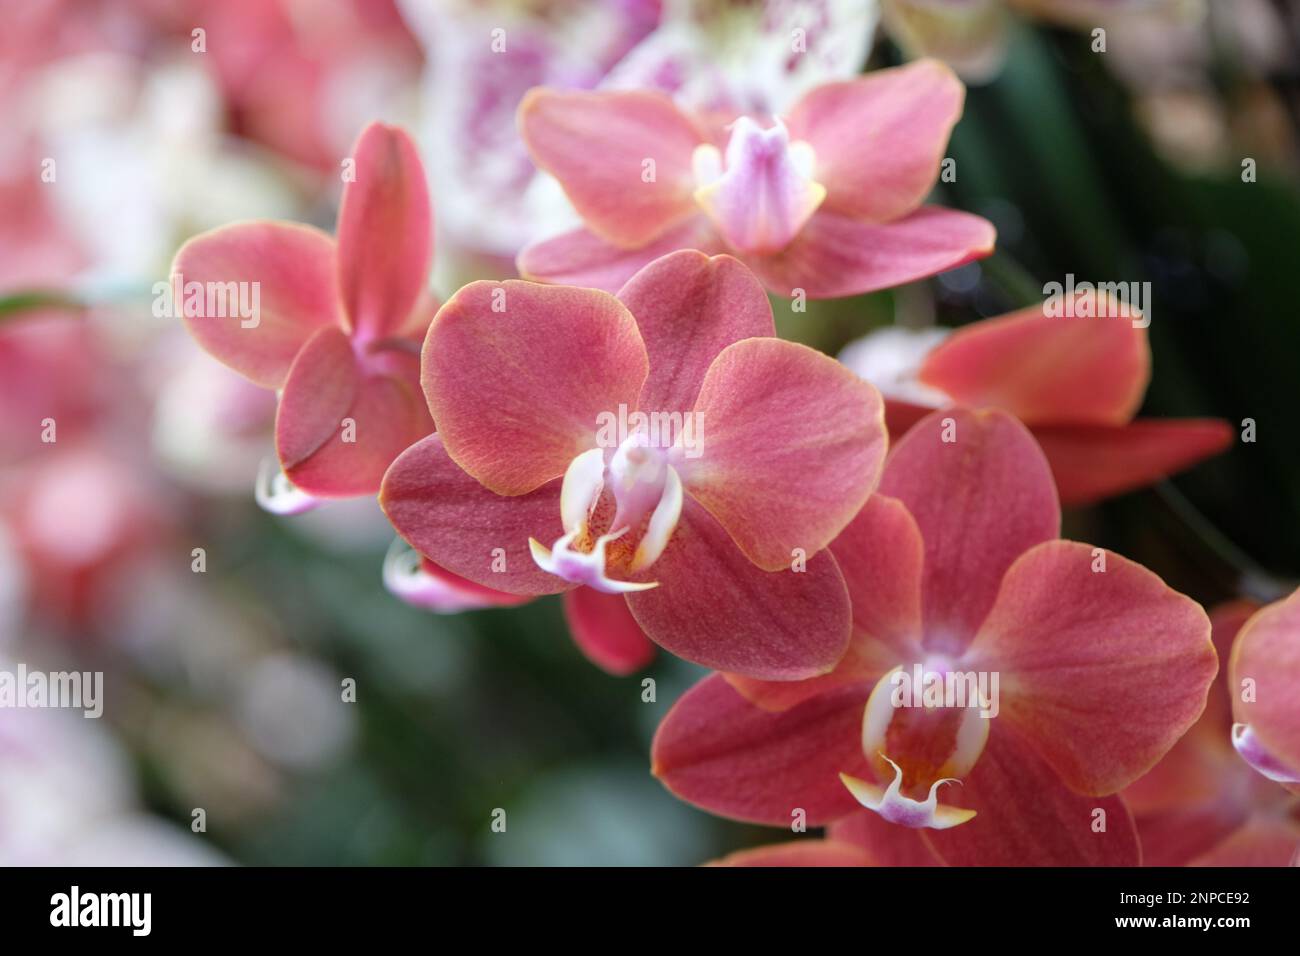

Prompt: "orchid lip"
[1231,722,1300,784]
[528,530,658,594]
[531,433,684,592]
[840,754,976,830]
[692,116,826,256]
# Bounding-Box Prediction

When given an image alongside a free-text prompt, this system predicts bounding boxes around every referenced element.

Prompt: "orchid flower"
[516,58,995,297]
[1228,588,1300,792]
[381,250,886,679]
[652,406,1217,865]
[840,289,1232,505]
[172,121,435,500]
[1124,600,1300,866]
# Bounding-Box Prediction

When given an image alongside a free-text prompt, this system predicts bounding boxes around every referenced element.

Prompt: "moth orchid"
[840,289,1233,505]
[1124,601,1300,866]
[381,250,886,679]
[171,121,435,501]
[1228,588,1300,792]
[516,59,996,297]
[652,406,1217,865]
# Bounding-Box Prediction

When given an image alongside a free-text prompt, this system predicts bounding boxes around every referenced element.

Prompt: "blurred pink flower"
[517,59,994,297]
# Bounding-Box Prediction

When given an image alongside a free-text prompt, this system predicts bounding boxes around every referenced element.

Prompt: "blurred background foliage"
[2,2,1298,865]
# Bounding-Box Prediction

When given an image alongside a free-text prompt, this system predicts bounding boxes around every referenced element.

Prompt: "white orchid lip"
[692,116,826,256]
[840,754,976,830]
[1231,722,1300,784]
[530,430,685,592]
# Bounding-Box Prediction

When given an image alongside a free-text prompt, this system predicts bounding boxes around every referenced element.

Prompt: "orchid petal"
[1034,419,1235,506]
[746,207,994,299]
[1229,588,1300,780]
[969,540,1217,794]
[651,673,870,826]
[686,338,886,572]
[922,728,1142,866]
[828,811,942,866]
[518,88,705,247]
[626,498,852,679]
[336,123,433,340]
[725,494,925,712]
[379,434,569,596]
[561,587,656,676]
[616,251,775,414]
[879,407,1059,653]
[421,281,648,496]
[517,218,723,294]
[786,59,964,223]
[171,221,340,388]
[276,327,431,497]
[707,841,875,867]
[918,293,1149,427]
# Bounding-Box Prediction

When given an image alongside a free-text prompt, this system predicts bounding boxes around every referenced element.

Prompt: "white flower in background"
[401,0,879,270]
[0,699,225,866]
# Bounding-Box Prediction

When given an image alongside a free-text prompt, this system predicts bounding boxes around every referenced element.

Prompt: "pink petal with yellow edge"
[1229,587,1300,777]
[625,498,852,679]
[969,540,1217,795]
[171,221,340,388]
[651,673,870,826]
[518,87,705,247]
[918,296,1149,427]
[1190,818,1300,867]
[561,587,656,676]
[379,434,569,596]
[706,841,875,867]
[1034,418,1234,506]
[828,811,942,866]
[745,206,995,299]
[421,281,648,496]
[616,251,775,414]
[277,328,432,497]
[725,494,925,712]
[336,123,433,340]
[686,338,886,572]
[786,59,965,224]
[879,407,1059,653]
[517,218,723,294]
[921,728,1142,866]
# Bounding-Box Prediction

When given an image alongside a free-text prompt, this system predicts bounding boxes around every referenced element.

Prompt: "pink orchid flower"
[381,250,886,679]
[652,406,1217,865]
[172,121,435,499]
[841,289,1233,505]
[515,59,996,297]
[1228,588,1300,792]
[1124,601,1300,866]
